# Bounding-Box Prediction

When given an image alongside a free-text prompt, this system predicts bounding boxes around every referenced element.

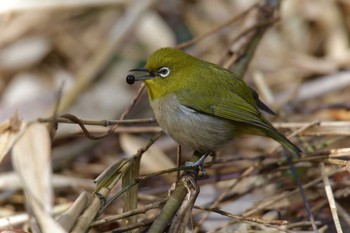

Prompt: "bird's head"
[127,48,199,100]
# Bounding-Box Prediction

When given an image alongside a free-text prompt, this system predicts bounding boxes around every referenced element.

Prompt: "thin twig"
[270,120,320,155]
[175,3,258,49]
[97,83,146,139]
[91,199,166,227]
[286,120,320,139]
[221,17,278,70]
[53,84,147,140]
[274,121,350,136]
[320,163,343,233]
[99,133,163,213]
[61,126,162,138]
[194,166,255,233]
[111,216,155,233]
[285,151,319,233]
[48,82,65,140]
[195,205,288,226]
[0,0,127,13]
[176,144,181,179]
[335,200,350,229]
[39,116,156,126]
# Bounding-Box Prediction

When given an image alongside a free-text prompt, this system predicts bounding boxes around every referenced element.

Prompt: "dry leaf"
[120,134,175,182]
[0,114,26,163]
[12,123,66,233]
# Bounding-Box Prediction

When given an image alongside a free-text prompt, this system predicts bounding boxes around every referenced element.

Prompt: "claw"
[185,151,212,176]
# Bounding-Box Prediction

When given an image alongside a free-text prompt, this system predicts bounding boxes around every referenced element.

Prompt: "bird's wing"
[248,87,276,115]
[177,89,273,131]
[180,92,271,130]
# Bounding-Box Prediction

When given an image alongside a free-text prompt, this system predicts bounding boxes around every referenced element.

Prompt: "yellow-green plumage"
[130,48,301,156]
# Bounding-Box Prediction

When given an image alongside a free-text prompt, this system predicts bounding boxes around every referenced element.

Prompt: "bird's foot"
[185,151,211,176]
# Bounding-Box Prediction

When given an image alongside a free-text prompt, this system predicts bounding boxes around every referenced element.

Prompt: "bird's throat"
[145,80,169,101]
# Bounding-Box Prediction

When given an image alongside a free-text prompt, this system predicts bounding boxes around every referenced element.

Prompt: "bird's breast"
[150,94,238,152]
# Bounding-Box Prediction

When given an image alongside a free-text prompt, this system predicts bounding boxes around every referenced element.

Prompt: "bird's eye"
[158,67,170,78]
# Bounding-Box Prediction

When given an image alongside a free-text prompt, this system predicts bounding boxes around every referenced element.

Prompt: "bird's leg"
[185,151,212,176]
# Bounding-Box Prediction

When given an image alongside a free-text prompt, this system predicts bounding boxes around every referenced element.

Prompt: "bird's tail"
[267,130,302,157]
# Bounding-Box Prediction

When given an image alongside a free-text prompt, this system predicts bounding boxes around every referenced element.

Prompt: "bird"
[126,48,301,167]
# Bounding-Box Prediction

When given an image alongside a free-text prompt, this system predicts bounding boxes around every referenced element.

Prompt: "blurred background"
[1,0,350,123]
[1,0,350,232]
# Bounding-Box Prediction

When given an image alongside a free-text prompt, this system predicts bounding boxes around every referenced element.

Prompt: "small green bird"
[127,48,301,165]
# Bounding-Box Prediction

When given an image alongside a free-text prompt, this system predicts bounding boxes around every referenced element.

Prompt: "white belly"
[150,94,237,152]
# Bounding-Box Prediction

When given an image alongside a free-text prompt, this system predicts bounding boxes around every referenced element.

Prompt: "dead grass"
[0,0,350,232]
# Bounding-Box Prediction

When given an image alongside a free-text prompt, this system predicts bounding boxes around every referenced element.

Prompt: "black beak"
[126,68,155,85]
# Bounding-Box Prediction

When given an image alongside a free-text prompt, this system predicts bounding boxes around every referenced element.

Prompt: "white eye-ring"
[158,67,170,78]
